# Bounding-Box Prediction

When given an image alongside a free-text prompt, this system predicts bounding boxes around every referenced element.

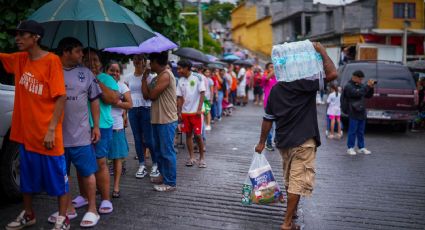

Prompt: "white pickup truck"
[0,81,21,202]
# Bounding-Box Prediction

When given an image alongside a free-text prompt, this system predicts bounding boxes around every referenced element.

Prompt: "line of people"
[0,20,182,230]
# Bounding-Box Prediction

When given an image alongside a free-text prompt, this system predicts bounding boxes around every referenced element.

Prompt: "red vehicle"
[338,61,418,132]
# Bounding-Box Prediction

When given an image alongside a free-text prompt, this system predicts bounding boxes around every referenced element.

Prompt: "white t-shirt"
[327,91,341,116]
[124,73,154,107]
[238,67,247,87]
[112,82,130,129]
[176,72,206,114]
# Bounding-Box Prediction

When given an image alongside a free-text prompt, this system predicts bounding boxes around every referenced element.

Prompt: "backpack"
[340,88,349,114]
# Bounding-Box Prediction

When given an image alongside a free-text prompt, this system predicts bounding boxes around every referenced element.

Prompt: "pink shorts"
[329,115,341,121]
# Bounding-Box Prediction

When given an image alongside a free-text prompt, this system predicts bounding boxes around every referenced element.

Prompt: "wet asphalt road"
[0,103,424,230]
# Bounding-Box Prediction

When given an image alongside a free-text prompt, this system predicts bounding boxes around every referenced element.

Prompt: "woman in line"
[106,61,133,198]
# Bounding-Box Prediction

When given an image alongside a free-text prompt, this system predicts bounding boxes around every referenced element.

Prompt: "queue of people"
[0,20,183,230]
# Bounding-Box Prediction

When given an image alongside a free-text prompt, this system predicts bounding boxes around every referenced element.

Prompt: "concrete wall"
[246,17,273,55]
[310,0,377,38]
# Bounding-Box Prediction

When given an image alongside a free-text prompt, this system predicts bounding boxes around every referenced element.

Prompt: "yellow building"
[377,0,424,30]
[231,3,273,56]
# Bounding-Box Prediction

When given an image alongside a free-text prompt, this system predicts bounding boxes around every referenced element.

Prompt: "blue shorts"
[19,145,69,196]
[94,128,113,159]
[109,129,129,160]
[65,145,98,177]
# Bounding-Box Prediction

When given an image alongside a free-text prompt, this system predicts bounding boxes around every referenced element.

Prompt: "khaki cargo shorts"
[279,139,317,197]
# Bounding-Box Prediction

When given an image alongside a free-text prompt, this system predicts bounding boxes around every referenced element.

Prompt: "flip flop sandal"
[153,184,177,192]
[80,212,100,228]
[198,160,207,168]
[280,223,301,230]
[98,200,113,214]
[48,211,78,224]
[185,159,195,167]
[72,196,88,208]
[112,191,120,198]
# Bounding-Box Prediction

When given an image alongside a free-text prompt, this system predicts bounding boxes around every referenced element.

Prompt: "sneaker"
[205,125,212,131]
[135,165,148,179]
[347,148,357,155]
[358,148,372,155]
[265,144,275,151]
[328,134,335,139]
[6,211,36,230]
[149,164,160,177]
[52,216,70,230]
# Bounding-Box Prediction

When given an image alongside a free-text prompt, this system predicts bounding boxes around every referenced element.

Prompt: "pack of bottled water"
[271,40,325,83]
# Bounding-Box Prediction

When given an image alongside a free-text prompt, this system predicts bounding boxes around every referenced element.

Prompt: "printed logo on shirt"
[190,80,196,87]
[19,72,44,95]
[78,72,86,82]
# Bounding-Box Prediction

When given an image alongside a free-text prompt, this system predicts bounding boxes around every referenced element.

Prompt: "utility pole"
[198,0,204,49]
[402,4,411,64]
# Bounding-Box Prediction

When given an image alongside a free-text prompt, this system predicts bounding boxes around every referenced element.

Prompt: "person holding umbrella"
[79,49,119,214]
[46,37,101,228]
[2,20,70,230]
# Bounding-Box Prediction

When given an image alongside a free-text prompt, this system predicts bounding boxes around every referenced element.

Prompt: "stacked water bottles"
[272,40,325,83]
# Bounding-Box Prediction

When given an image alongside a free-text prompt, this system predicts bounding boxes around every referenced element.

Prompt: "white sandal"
[80,212,100,228]
[47,211,77,224]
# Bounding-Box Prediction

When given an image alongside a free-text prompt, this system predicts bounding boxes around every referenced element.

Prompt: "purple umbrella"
[104,32,177,54]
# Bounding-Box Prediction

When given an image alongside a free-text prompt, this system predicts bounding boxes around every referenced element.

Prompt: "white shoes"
[149,164,160,177]
[347,148,357,155]
[205,125,212,131]
[358,148,372,155]
[135,165,148,178]
[347,148,372,155]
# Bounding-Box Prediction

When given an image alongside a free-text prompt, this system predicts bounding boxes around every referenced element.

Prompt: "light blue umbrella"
[28,0,155,49]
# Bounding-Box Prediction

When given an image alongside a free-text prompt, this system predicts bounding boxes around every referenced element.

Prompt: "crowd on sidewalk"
[0,20,285,230]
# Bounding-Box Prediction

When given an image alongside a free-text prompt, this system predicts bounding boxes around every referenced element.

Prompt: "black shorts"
[254,86,263,96]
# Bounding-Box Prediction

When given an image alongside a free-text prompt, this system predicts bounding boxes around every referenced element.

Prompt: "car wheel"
[0,140,22,203]
[392,122,408,133]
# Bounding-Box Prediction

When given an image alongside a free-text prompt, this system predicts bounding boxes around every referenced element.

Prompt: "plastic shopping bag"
[242,152,283,205]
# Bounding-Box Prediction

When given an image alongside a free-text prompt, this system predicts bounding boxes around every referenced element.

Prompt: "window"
[394,3,416,19]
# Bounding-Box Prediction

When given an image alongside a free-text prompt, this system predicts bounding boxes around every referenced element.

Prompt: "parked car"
[0,71,21,202]
[338,61,418,132]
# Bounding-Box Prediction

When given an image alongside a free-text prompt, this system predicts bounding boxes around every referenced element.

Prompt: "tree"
[180,16,221,55]
[117,0,187,44]
[204,2,235,25]
[0,0,187,51]
[0,0,49,52]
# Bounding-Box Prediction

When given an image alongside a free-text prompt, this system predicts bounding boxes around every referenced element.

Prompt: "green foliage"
[204,2,235,25]
[0,0,187,52]
[117,0,187,44]
[0,0,49,52]
[180,16,221,55]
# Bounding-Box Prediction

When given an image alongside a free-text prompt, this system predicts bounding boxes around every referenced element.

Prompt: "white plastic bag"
[242,152,283,205]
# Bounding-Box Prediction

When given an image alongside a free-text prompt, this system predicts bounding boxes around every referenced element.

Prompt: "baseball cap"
[8,20,44,38]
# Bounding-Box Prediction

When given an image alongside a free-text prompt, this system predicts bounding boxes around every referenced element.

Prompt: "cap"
[8,20,44,38]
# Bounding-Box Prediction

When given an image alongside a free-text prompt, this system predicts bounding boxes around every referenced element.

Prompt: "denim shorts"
[20,145,69,196]
[65,145,98,177]
[94,128,113,159]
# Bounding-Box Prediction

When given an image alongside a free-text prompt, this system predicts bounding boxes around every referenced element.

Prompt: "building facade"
[231,0,273,55]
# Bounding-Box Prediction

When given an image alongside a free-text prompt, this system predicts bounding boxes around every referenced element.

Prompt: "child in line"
[327,84,342,139]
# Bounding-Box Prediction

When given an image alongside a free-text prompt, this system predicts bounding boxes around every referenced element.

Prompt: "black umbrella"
[207,61,226,70]
[174,47,210,63]
[233,59,254,67]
